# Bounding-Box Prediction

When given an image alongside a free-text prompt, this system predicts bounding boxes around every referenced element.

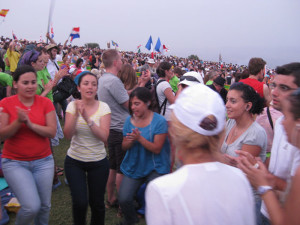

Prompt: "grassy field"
[5,129,146,225]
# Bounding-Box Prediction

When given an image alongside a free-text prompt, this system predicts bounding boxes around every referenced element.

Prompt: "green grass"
[6,126,146,225]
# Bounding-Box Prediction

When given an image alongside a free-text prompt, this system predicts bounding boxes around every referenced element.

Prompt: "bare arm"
[40,80,54,97]
[46,32,56,45]
[284,168,300,225]
[236,150,287,191]
[8,41,14,52]
[123,128,167,154]
[26,110,57,138]
[63,39,68,49]
[0,112,22,140]
[163,88,175,104]
[122,136,134,150]
[63,112,79,140]
[238,159,285,225]
[87,114,111,143]
[241,144,261,157]
[4,56,10,67]
[137,133,167,154]
[94,57,99,68]
[122,100,129,110]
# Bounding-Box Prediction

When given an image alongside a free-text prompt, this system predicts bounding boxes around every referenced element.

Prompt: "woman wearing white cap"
[145,84,255,225]
[176,71,204,98]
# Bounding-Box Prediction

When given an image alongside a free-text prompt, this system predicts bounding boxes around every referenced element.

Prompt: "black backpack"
[52,76,77,102]
[151,80,167,115]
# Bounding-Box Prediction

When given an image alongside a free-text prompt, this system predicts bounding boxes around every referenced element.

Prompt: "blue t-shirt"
[121,112,170,179]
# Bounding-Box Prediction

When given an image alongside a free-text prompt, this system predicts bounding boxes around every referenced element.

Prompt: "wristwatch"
[257,186,273,195]
[88,121,94,127]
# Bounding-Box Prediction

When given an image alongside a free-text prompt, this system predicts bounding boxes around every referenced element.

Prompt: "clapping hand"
[75,100,88,122]
[125,128,141,142]
[16,106,29,123]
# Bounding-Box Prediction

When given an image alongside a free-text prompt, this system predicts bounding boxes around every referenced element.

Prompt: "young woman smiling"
[118,87,170,225]
[63,71,111,225]
[0,65,57,225]
[221,82,267,163]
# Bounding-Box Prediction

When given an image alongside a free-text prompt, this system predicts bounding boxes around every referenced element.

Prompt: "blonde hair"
[170,113,225,154]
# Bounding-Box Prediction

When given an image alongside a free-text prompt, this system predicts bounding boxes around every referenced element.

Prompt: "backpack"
[52,76,77,102]
[151,79,168,115]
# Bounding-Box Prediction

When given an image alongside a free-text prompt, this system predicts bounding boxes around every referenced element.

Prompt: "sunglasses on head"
[180,76,200,83]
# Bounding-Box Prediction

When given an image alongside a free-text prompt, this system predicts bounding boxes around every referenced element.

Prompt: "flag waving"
[0,9,9,17]
[163,45,169,52]
[70,27,80,42]
[12,30,17,40]
[145,36,152,51]
[50,23,54,38]
[137,44,142,53]
[154,37,162,52]
[112,40,119,47]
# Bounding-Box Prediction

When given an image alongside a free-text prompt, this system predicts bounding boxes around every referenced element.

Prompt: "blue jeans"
[2,155,54,225]
[64,156,109,225]
[119,171,162,225]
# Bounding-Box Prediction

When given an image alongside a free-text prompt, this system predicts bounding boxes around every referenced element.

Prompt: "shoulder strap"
[52,60,60,71]
[155,80,168,115]
[266,107,274,130]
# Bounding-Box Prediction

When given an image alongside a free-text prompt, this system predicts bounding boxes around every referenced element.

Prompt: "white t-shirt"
[261,116,300,218]
[156,79,174,121]
[66,101,111,162]
[46,58,59,80]
[146,162,255,225]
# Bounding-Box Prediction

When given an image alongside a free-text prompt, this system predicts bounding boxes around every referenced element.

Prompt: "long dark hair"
[129,87,152,115]
[230,82,264,115]
[156,62,172,78]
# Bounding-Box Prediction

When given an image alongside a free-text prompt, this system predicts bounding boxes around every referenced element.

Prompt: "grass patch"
[5,123,146,225]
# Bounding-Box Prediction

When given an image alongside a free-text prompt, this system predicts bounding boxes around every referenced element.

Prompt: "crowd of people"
[0,34,299,225]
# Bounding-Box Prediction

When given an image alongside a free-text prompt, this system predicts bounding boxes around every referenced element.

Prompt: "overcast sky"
[1,0,300,67]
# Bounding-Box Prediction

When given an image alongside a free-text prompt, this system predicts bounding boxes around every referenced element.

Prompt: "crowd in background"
[0,34,299,225]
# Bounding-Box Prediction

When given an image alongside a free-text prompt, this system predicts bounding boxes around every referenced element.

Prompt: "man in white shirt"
[260,62,300,225]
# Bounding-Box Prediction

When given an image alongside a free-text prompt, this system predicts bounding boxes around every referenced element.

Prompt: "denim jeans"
[119,171,162,225]
[2,155,54,225]
[64,156,109,225]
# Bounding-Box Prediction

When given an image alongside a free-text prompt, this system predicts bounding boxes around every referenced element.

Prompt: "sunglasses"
[180,76,200,83]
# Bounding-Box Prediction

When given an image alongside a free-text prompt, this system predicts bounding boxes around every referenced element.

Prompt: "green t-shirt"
[0,72,13,87]
[206,80,213,85]
[36,68,53,102]
[169,75,179,93]
[3,53,10,71]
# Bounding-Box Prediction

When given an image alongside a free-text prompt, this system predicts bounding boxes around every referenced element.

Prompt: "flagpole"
[67,28,73,42]
[47,0,56,44]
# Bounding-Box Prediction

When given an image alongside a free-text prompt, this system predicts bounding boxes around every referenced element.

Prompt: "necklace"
[227,120,254,145]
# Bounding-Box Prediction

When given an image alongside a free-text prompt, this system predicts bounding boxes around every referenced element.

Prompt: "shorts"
[107,129,126,173]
